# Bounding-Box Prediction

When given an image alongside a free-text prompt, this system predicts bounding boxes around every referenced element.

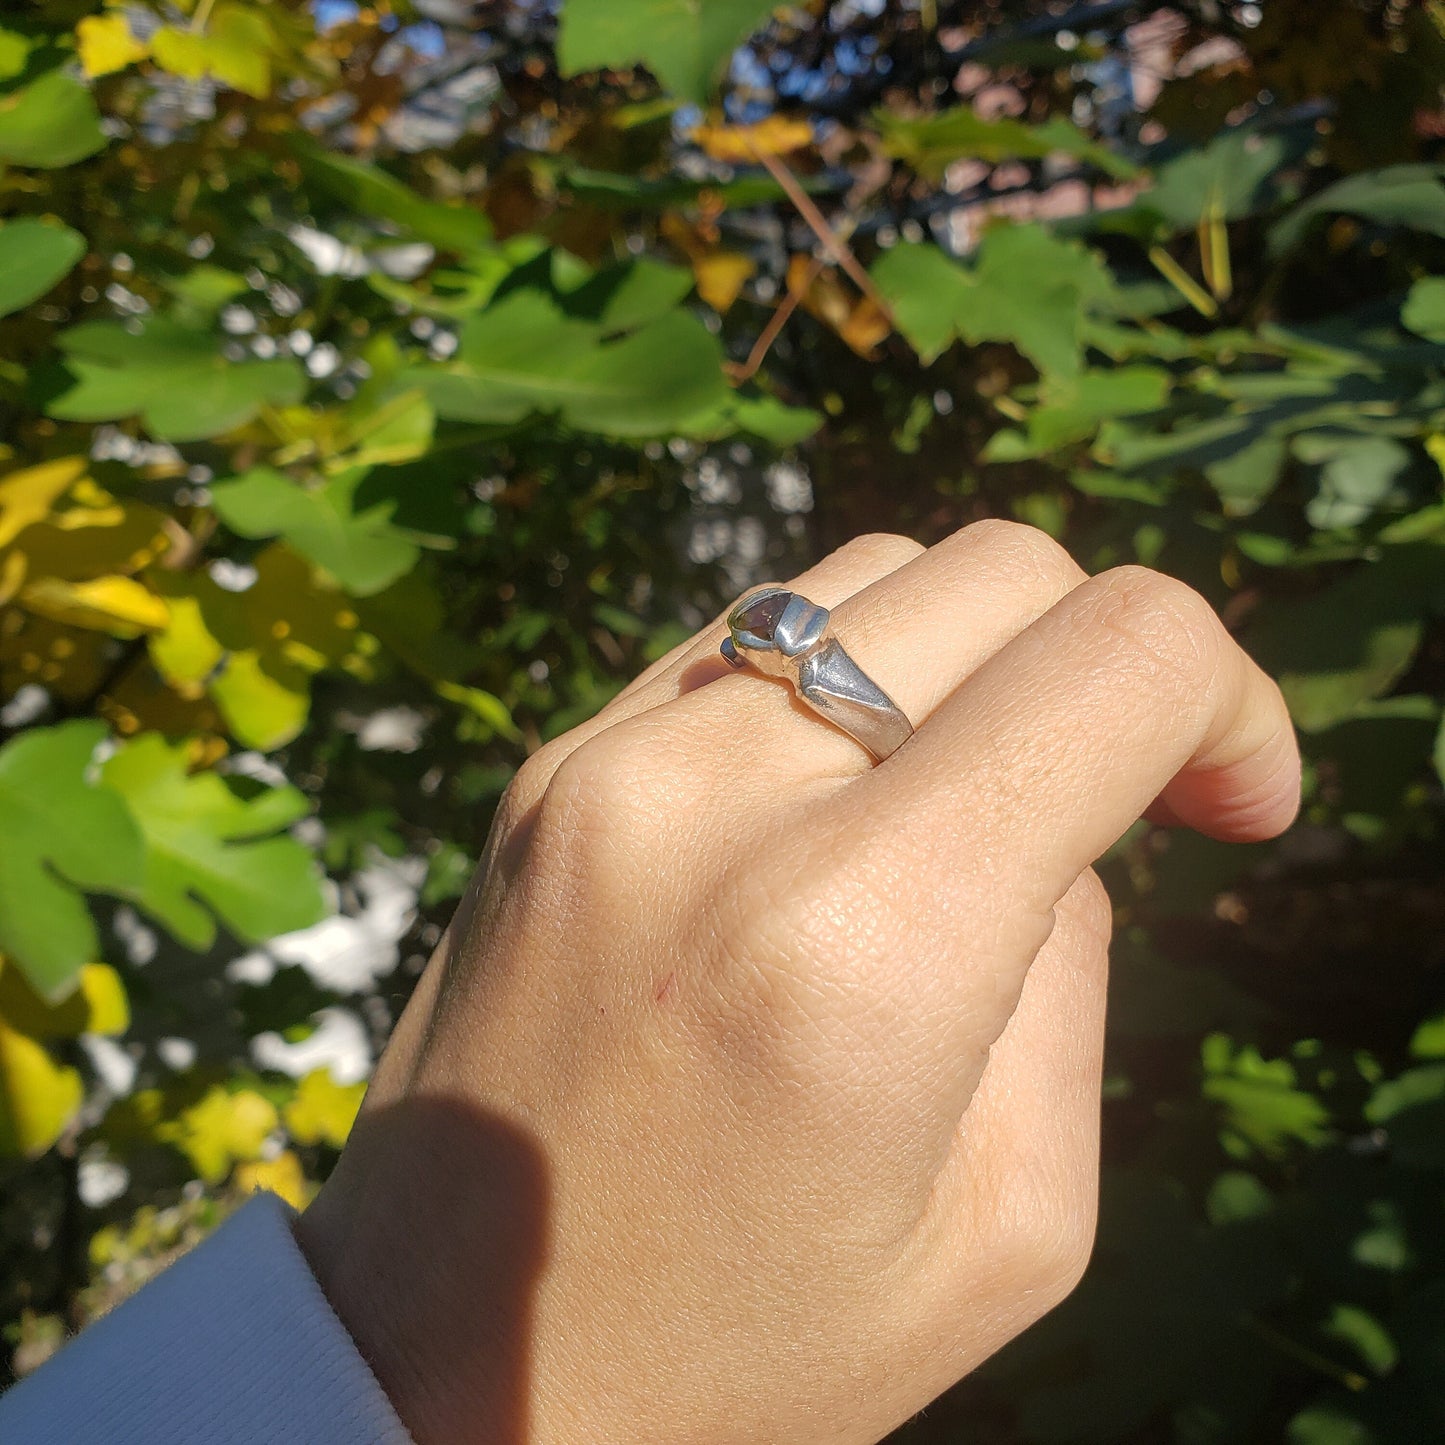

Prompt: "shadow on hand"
[299,1096,550,1445]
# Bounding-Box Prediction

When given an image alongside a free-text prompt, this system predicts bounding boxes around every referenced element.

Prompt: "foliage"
[0,3,1441,1442]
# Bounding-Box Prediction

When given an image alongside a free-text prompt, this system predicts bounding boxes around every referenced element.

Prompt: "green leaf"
[0,722,145,1001]
[340,390,437,470]
[1364,1063,1445,1124]
[1322,1304,1398,1377]
[210,467,421,596]
[100,734,326,952]
[435,682,521,742]
[1201,1033,1332,1157]
[558,0,775,104]
[677,391,824,444]
[0,29,32,84]
[48,319,306,442]
[1401,275,1445,342]
[873,227,1113,375]
[559,257,694,332]
[1363,1064,1445,1170]
[558,164,810,210]
[983,366,1169,460]
[1353,1200,1411,1272]
[0,219,85,318]
[405,287,730,437]
[1298,435,1412,530]
[1206,433,1288,515]
[292,139,493,254]
[731,395,823,444]
[0,70,106,168]
[1287,1406,1377,1445]
[165,264,250,322]
[1270,164,1445,256]
[1143,128,1299,230]
[1247,548,1442,731]
[1205,1170,1274,1225]
[870,241,962,364]
[876,107,1136,182]
[1409,1010,1445,1058]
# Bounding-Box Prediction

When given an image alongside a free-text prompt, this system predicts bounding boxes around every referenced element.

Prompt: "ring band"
[719,587,914,762]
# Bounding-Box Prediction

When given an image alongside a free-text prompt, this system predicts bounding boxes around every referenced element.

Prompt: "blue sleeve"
[0,1192,414,1445]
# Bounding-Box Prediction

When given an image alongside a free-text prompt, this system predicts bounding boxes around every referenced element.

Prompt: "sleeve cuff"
[0,1191,414,1445]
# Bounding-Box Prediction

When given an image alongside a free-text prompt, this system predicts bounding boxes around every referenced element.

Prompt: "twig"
[725,255,826,385]
[746,142,894,324]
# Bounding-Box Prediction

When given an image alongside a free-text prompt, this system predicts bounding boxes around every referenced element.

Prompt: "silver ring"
[719,586,914,762]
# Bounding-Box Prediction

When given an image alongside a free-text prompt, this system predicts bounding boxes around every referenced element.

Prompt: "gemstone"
[734,590,791,641]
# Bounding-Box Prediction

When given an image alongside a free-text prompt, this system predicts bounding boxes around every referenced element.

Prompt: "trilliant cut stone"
[735,590,791,641]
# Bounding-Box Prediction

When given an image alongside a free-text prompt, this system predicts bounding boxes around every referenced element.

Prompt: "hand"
[298,523,1300,1445]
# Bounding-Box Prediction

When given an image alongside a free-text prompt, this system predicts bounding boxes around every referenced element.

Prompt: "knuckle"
[1083,565,1224,686]
[1059,868,1113,952]
[534,729,647,847]
[958,518,1083,593]
[511,735,571,800]
[997,1184,1098,1311]
[831,531,924,574]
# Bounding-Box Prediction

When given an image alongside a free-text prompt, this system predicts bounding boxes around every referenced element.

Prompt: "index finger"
[847,565,1300,917]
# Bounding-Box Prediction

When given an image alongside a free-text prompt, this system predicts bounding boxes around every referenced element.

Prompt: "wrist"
[295,1100,551,1445]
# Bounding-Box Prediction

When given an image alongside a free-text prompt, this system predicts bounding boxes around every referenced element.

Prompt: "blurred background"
[0,1,1442,1440]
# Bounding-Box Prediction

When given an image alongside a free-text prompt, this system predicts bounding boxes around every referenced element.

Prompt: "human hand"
[298,523,1300,1445]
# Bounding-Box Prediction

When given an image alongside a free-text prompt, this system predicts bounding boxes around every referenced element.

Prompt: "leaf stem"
[747,142,893,324]
[1149,244,1217,318]
[1242,1314,1369,1392]
[726,255,825,385]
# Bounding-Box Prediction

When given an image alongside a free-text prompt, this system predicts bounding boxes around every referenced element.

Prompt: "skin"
[298,522,1301,1445]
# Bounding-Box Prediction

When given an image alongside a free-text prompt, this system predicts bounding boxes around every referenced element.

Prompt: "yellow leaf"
[786,256,891,357]
[838,297,891,357]
[0,1022,83,1158]
[1426,435,1445,478]
[235,1149,311,1210]
[215,545,365,747]
[284,1069,366,1149]
[150,546,367,749]
[21,575,170,637]
[151,5,276,100]
[14,488,171,588]
[694,251,756,314]
[693,115,813,163]
[0,457,87,550]
[76,13,150,78]
[209,648,311,750]
[164,1086,278,1183]
[0,960,129,1038]
[149,28,209,81]
[149,577,227,685]
[0,550,24,607]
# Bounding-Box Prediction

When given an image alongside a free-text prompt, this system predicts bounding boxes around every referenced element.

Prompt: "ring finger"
[506,531,925,809]
[637,519,1090,800]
